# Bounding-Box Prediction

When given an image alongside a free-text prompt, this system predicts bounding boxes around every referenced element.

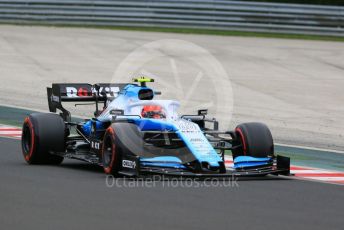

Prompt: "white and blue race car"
[21,77,290,178]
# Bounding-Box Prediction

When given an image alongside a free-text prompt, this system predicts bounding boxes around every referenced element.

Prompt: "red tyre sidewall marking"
[235,127,246,156]
[103,127,116,174]
[23,117,35,162]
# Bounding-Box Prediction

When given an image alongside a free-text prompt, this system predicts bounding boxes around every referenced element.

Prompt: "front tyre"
[232,122,274,159]
[102,127,120,175]
[21,113,65,164]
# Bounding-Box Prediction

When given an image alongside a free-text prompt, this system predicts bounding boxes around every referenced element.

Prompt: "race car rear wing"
[47,83,127,121]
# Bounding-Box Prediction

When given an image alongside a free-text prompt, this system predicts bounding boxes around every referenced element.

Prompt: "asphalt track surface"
[1,137,343,230]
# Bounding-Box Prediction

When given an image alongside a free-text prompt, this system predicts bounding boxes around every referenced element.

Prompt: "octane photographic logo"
[110,39,233,153]
[105,175,239,189]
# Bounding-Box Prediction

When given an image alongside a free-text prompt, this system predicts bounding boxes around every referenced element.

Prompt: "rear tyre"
[232,122,274,159]
[21,113,65,164]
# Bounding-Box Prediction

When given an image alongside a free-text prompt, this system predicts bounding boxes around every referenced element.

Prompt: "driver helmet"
[141,105,166,119]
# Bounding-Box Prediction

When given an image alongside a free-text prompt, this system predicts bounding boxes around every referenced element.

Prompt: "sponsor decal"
[176,120,215,157]
[77,87,90,96]
[175,120,199,132]
[110,109,124,116]
[51,95,60,103]
[65,86,120,98]
[122,160,136,169]
[189,138,204,142]
[66,87,79,98]
[91,141,100,150]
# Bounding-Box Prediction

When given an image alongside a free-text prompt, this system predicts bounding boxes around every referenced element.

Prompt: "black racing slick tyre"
[102,126,121,175]
[102,123,142,175]
[232,122,274,159]
[21,113,65,164]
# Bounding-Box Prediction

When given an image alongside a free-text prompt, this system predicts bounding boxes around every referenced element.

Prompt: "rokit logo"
[122,160,136,169]
[77,87,90,96]
[65,86,120,98]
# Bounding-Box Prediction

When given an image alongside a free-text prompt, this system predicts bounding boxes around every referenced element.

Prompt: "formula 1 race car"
[21,77,290,178]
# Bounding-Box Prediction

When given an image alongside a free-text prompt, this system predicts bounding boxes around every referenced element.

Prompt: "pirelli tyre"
[232,122,274,159]
[102,122,143,175]
[102,126,121,175]
[21,113,65,164]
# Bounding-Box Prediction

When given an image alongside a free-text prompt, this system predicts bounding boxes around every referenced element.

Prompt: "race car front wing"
[118,154,290,178]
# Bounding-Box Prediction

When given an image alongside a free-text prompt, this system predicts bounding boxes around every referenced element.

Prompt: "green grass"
[1,22,344,42]
[0,119,22,127]
[239,0,344,6]
[101,26,344,42]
